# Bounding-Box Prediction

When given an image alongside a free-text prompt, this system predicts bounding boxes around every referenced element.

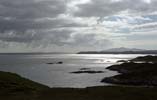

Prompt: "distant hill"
[102,47,145,52]
[78,47,157,54]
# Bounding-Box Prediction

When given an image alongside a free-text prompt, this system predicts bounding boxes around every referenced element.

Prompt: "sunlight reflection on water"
[0,54,146,88]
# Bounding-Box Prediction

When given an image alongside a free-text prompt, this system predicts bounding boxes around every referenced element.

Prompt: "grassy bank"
[37,86,157,100]
[0,71,49,100]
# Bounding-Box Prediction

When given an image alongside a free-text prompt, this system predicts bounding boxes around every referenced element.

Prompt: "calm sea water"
[0,54,147,88]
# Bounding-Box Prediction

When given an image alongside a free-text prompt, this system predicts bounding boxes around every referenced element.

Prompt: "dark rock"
[47,61,63,64]
[46,63,54,64]
[56,62,63,64]
[70,70,104,74]
[101,77,120,84]
[130,55,157,63]
[80,68,91,70]
[101,56,157,86]
[117,60,128,63]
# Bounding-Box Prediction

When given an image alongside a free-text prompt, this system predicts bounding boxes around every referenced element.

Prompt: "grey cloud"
[0,0,113,51]
[133,22,157,31]
[0,17,85,33]
[0,17,86,45]
[0,0,88,46]
[0,0,66,19]
[67,33,112,48]
[1,0,156,52]
[0,0,68,44]
[0,28,74,45]
[73,0,157,17]
[45,29,74,46]
[0,0,68,32]
[29,29,74,48]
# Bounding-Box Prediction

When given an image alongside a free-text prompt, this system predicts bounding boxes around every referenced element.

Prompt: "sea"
[0,54,148,88]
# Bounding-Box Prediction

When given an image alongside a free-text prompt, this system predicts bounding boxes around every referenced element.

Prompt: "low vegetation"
[0,71,49,100]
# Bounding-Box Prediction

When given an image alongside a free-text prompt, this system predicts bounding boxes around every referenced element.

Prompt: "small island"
[70,70,104,74]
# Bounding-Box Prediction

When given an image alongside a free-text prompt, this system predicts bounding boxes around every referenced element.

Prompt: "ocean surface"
[0,54,148,88]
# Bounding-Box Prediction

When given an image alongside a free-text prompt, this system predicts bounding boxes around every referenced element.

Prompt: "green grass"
[0,71,49,100]
[37,86,157,100]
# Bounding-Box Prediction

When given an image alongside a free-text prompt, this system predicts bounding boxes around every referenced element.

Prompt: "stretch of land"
[1,55,157,100]
[78,47,157,54]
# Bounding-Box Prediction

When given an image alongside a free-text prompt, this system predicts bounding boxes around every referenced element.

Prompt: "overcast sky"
[0,0,157,52]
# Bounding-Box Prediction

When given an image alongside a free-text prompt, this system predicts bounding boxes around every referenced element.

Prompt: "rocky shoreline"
[101,55,157,86]
[1,55,157,100]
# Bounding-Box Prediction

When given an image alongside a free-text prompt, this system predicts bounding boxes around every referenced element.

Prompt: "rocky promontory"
[101,55,157,86]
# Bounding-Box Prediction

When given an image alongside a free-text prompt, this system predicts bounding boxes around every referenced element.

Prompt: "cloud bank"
[0,0,157,52]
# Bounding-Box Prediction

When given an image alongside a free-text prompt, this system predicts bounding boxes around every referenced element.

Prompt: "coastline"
[1,55,157,100]
[101,55,157,86]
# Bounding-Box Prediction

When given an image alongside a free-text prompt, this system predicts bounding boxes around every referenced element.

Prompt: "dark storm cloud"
[0,0,87,46]
[0,0,68,43]
[0,0,66,19]
[73,0,157,17]
[0,17,85,33]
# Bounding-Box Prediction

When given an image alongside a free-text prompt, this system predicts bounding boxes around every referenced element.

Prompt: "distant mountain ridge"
[102,47,145,52]
[78,47,157,54]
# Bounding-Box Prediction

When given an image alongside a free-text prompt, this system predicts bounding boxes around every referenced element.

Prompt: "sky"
[0,0,157,52]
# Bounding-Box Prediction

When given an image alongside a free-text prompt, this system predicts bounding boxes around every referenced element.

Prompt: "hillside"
[78,47,157,54]
[102,47,145,52]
